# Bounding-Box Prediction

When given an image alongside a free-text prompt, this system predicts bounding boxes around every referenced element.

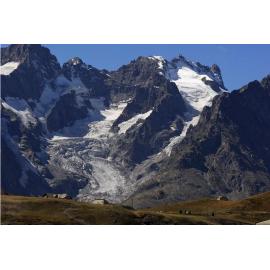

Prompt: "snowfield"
[166,65,219,112]
[0,62,20,75]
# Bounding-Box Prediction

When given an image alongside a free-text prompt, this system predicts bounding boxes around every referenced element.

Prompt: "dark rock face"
[1,44,61,101]
[105,57,164,102]
[1,136,52,197]
[1,101,52,196]
[1,103,42,161]
[62,57,109,98]
[1,138,24,195]
[210,64,225,89]
[126,78,270,208]
[47,90,93,132]
[201,77,223,93]
[261,74,270,92]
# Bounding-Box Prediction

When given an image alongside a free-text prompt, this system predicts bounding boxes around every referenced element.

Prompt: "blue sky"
[2,44,270,91]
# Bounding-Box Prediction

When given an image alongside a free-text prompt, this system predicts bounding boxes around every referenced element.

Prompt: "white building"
[92,199,109,205]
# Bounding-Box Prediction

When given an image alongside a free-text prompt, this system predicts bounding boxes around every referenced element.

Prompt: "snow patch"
[33,76,88,119]
[0,62,20,75]
[1,97,37,127]
[84,99,128,139]
[71,58,81,65]
[50,98,128,140]
[148,56,166,74]
[164,114,200,156]
[118,110,153,134]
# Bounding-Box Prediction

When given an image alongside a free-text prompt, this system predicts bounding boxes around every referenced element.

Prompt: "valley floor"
[1,192,270,225]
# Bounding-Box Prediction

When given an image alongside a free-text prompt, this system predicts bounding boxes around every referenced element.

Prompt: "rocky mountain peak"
[62,57,108,94]
[210,63,221,75]
[1,44,59,69]
[1,44,61,101]
[1,44,39,64]
[239,80,261,94]
[171,54,186,62]
[261,74,270,92]
[66,57,84,66]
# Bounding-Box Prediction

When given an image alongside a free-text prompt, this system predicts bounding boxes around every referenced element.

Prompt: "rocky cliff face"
[126,77,270,208]
[1,44,61,101]
[3,44,267,208]
[62,57,109,98]
[107,57,187,166]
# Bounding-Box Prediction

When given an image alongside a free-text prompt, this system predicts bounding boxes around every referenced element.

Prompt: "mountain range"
[1,44,269,208]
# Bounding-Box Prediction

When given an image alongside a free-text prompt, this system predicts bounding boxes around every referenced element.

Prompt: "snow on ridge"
[1,97,37,127]
[118,110,153,134]
[33,76,88,119]
[0,62,20,75]
[164,114,200,156]
[148,56,165,62]
[148,56,166,75]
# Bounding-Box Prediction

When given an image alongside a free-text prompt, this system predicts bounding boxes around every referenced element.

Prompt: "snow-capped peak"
[148,55,165,61]
[160,55,227,155]
[148,56,167,75]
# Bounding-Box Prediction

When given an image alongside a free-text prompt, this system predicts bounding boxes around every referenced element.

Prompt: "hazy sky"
[2,44,270,91]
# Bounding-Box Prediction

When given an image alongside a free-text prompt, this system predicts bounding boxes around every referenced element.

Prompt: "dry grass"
[1,192,270,225]
[145,192,270,224]
[1,196,138,225]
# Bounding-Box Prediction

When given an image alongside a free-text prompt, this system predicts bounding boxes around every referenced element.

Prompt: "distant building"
[43,193,58,198]
[58,194,72,200]
[92,199,109,205]
[43,193,72,200]
[217,196,229,201]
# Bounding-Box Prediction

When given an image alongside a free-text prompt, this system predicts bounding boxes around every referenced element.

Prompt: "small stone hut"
[58,194,72,200]
[92,199,109,205]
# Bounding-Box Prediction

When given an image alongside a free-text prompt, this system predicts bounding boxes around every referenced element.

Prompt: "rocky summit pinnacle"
[1,44,269,209]
[210,63,221,75]
[67,57,84,66]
